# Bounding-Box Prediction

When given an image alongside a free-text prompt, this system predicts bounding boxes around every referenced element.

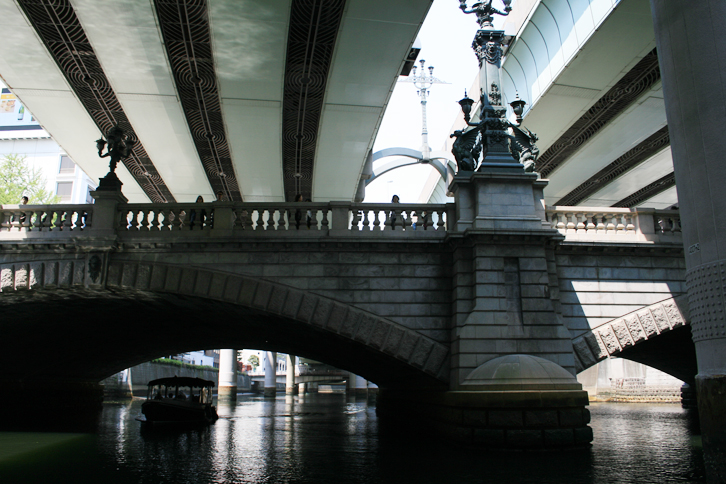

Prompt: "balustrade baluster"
[320,209,329,230]
[672,216,681,233]
[625,214,635,233]
[555,212,565,231]
[595,214,606,232]
[421,211,430,230]
[586,214,596,232]
[576,213,586,232]
[616,213,625,233]
[128,210,140,231]
[244,209,255,230]
[566,213,575,232]
[32,211,43,231]
[139,209,150,231]
[606,213,616,232]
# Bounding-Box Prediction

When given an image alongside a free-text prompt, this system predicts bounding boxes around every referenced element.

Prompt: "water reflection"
[0,396,705,484]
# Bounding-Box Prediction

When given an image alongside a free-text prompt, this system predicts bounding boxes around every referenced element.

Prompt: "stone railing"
[117,201,450,237]
[0,201,450,240]
[546,207,681,244]
[0,204,91,234]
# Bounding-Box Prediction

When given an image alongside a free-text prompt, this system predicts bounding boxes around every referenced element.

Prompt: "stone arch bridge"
[0,194,690,390]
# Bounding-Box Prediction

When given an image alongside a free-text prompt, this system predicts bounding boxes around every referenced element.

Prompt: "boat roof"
[147,376,215,388]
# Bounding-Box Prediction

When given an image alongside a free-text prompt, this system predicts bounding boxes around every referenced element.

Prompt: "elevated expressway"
[424,0,675,210]
[0,0,429,204]
[0,0,675,211]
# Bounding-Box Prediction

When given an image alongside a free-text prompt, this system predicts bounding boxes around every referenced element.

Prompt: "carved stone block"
[237,279,258,307]
[266,286,288,314]
[29,262,43,289]
[584,332,608,360]
[149,264,167,291]
[252,281,272,309]
[327,302,348,332]
[192,270,212,297]
[353,313,375,343]
[14,264,28,290]
[73,261,85,286]
[310,298,333,328]
[410,339,433,368]
[296,294,318,322]
[598,327,620,354]
[164,266,182,292]
[572,337,596,367]
[136,264,152,290]
[44,262,58,287]
[208,273,227,300]
[611,320,633,348]
[397,332,418,361]
[58,261,73,287]
[637,309,659,336]
[424,344,448,375]
[650,305,671,332]
[625,314,646,343]
[384,326,404,355]
[178,268,197,294]
[662,299,685,327]
[281,290,303,318]
[368,320,391,349]
[121,263,137,288]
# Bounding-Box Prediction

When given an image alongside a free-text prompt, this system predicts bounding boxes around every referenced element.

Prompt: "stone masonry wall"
[112,239,452,346]
[556,246,686,339]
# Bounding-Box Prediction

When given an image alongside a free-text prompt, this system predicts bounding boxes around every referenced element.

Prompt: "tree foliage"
[247,354,260,368]
[0,154,60,204]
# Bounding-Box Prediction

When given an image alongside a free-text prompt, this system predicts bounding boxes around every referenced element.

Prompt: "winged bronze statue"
[451,127,482,172]
[509,124,539,172]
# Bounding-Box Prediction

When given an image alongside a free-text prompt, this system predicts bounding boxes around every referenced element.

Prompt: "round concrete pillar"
[286,355,297,394]
[218,349,238,401]
[650,2,726,480]
[355,375,368,395]
[264,351,277,397]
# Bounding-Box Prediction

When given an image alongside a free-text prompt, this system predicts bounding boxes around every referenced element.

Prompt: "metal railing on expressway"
[546,207,681,244]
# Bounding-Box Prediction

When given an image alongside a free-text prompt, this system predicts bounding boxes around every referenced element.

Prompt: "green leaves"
[0,154,60,205]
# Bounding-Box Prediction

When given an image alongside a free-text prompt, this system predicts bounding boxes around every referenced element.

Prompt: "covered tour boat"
[140,376,218,425]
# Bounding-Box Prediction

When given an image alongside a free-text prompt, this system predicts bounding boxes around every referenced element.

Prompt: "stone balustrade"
[0,204,91,235]
[0,200,683,246]
[0,201,451,240]
[546,207,682,244]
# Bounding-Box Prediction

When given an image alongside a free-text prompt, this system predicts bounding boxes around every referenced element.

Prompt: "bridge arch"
[571,295,696,384]
[0,260,450,390]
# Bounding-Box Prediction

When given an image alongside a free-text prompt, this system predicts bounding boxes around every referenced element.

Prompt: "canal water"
[0,394,705,483]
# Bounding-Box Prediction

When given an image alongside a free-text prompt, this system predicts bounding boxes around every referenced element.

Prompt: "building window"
[56,181,73,202]
[58,155,75,174]
[85,186,95,204]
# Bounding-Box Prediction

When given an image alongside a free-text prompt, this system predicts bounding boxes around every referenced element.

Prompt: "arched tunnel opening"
[0,286,447,429]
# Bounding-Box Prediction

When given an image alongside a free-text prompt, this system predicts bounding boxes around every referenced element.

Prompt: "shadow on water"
[0,396,706,484]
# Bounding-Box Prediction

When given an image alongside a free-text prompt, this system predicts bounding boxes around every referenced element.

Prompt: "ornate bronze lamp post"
[450,0,539,173]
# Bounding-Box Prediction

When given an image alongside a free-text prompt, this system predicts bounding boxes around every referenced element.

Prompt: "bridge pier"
[393,170,593,448]
[651,1,726,480]
[218,349,238,401]
[264,351,277,397]
[286,355,297,395]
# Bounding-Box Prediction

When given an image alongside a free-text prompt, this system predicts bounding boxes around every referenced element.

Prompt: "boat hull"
[141,399,218,424]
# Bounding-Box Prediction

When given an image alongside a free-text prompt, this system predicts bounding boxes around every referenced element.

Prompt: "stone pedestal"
[448,171,573,387]
[378,355,592,448]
